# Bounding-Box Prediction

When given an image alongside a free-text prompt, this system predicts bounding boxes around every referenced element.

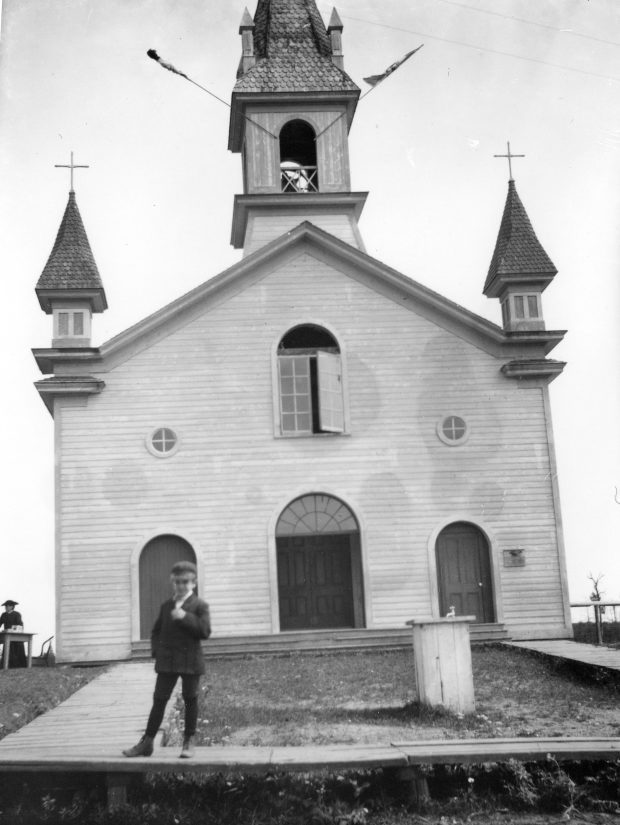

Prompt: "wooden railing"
[280,164,318,193]
[570,601,620,645]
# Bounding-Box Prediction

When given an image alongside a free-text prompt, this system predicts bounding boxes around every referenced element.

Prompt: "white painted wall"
[54,250,570,661]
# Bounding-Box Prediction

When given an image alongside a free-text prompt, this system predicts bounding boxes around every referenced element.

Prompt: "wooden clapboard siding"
[244,108,351,194]
[244,212,361,255]
[55,251,569,661]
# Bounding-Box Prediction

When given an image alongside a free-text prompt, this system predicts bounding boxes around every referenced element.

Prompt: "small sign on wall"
[504,548,525,567]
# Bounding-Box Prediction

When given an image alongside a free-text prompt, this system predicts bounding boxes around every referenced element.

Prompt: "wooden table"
[0,630,36,668]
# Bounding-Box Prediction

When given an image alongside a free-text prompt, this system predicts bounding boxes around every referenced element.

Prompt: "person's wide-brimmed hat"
[1,600,18,607]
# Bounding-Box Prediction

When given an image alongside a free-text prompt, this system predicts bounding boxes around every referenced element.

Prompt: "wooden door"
[436,522,494,622]
[277,534,354,630]
[139,535,196,639]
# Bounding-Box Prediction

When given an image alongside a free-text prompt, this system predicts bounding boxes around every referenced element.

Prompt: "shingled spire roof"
[36,191,107,312]
[234,0,359,93]
[484,180,557,297]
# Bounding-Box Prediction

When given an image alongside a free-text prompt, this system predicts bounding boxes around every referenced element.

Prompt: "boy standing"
[123,561,211,758]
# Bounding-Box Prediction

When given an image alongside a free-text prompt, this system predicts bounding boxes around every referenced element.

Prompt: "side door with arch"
[139,535,197,639]
[436,522,495,622]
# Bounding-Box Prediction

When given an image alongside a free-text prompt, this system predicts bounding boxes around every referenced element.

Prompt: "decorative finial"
[55,151,89,193]
[494,141,525,182]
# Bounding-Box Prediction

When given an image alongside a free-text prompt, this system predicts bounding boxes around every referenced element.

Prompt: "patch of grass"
[0,665,106,740]
[182,645,620,746]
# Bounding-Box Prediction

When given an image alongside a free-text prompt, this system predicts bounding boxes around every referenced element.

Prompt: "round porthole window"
[437,415,469,446]
[147,427,179,457]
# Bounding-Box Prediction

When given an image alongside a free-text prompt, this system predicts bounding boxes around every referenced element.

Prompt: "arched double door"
[436,522,495,623]
[276,494,365,631]
[139,534,196,639]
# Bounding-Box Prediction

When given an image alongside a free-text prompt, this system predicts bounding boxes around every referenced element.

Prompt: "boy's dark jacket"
[151,593,211,674]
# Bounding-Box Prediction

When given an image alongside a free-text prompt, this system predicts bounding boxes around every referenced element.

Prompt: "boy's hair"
[170,561,197,578]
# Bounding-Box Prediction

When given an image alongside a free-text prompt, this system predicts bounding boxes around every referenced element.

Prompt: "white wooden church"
[34,0,572,664]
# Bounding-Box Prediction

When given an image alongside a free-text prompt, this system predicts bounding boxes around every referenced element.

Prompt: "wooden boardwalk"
[0,651,619,807]
[0,663,158,757]
[507,639,620,673]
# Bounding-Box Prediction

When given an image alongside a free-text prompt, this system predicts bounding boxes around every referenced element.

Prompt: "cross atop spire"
[55,151,89,193]
[494,141,525,181]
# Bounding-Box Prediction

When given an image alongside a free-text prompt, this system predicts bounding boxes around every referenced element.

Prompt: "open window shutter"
[317,351,344,433]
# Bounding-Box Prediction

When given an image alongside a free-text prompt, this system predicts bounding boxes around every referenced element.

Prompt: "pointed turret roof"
[234,0,358,93]
[484,180,557,297]
[36,191,107,311]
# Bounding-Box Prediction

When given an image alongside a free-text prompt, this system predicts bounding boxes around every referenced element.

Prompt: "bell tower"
[229,1,367,255]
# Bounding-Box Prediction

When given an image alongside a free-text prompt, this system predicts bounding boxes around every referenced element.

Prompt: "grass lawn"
[0,665,106,740]
[1,649,619,822]
[172,645,620,747]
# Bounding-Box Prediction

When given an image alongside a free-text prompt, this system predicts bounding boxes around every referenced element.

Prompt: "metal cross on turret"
[54,151,89,192]
[493,141,525,181]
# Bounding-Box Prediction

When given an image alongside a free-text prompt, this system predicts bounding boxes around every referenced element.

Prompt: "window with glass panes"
[277,325,344,436]
[514,294,540,319]
[57,311,86,337]
[151,428,177,453]
[279,356,312,433]
[440,415,467,444]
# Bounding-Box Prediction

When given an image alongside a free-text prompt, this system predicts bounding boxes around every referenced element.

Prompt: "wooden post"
[407,616,476,714]
[594,603,603,646]
[106,773,131,809]
[395,766,430,806]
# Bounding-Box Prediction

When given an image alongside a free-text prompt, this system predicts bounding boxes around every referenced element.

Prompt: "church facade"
[34,0,572,664]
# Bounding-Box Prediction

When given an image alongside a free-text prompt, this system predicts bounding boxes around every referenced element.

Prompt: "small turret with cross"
[484,141,557,333]
[35,152,107,350]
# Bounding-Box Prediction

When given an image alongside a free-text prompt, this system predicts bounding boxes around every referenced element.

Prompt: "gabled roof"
[484,180,557,297]
[35,191,107,312]
[33,221,565,378]
[234,0,358,93]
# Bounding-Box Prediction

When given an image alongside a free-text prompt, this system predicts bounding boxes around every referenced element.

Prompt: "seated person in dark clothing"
[0,600,27,668]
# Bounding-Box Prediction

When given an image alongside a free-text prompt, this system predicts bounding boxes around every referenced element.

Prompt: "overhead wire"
[337,12,620,84]
[434,0,620,49]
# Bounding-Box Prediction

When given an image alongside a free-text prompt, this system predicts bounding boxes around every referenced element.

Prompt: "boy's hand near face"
[171,607,186,620]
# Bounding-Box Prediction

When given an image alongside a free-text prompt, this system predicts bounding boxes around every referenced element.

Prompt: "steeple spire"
[36,191,107,347]
[484,180,557,332]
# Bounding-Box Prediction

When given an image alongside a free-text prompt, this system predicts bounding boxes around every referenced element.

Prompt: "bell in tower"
[229,1,368,255]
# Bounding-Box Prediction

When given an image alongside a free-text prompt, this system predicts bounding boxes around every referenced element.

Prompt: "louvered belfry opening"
[280,119,319,193]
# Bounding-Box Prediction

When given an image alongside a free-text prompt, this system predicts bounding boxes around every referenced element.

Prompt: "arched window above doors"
[279,119,319,193]
[277,324,345,436]
[276,493,358,536]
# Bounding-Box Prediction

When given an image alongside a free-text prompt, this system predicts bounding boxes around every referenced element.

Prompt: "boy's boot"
[180,735,195,758]
[122,735,154,757]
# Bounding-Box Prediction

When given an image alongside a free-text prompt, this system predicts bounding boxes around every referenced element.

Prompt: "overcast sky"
[1,0,618,644]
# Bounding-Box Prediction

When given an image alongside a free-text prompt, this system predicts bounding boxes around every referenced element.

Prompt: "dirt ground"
[191,645,620,747]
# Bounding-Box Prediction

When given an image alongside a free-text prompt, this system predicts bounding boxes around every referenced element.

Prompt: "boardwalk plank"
[507,640,620,672]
